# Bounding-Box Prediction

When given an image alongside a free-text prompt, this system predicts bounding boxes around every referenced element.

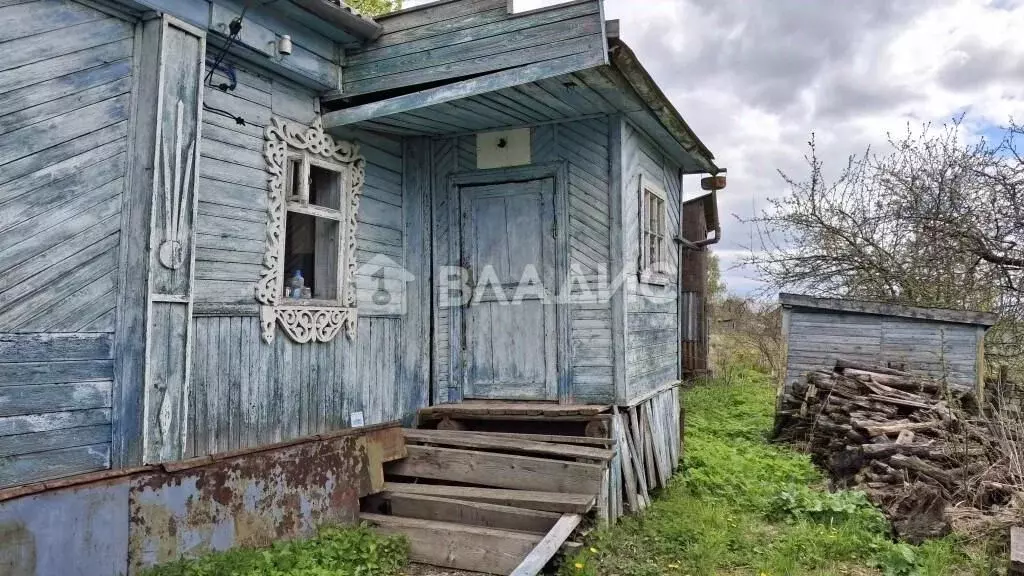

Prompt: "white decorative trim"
[158,99,196,270]
[257,116,364,344]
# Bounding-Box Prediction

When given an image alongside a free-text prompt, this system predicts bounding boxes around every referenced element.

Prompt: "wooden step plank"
[384,483,595,513]
[420,403,610,417]
[404,429,614,461]
[387,445,605,494]
[384,492,561,533]
[361,513,541,575]
[437,430,614,447]
[510,514,583,576]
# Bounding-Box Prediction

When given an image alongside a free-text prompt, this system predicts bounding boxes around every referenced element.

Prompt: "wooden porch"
[361,388,682,574]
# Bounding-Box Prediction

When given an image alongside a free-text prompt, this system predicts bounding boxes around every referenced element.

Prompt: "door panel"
[461,179,557,400]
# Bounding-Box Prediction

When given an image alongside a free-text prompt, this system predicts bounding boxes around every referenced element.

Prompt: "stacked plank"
[778,360,1004,540]
[362,429,614,575]
[609,385,682,514]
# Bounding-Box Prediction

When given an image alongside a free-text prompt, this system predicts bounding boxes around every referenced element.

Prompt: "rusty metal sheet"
[128,425,401,573]
[0,480,131,576]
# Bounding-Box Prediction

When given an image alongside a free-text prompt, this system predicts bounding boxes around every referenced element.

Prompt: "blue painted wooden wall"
[0,0,138,488]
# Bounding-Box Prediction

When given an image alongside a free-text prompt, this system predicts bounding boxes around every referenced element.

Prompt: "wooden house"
[0,0,723,572]
[780,294,997,396]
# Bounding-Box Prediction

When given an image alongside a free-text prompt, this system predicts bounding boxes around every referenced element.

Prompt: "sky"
[406,0,1024,296]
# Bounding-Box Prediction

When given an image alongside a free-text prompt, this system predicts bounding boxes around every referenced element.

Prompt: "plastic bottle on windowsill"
[287,269,305,299]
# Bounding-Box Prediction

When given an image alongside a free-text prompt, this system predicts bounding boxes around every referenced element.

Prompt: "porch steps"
[361,429,607,575]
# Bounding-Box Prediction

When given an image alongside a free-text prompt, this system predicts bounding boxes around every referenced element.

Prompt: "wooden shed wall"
[430,118,615,404]
[784,310,983,394]
[621,121,681,400]
[187,60,428,456]
[0,1,137,487]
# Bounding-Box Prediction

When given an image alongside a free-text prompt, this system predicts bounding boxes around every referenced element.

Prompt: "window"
[640,178,669,284]
[282,158,345,302]
[256,117,364,344]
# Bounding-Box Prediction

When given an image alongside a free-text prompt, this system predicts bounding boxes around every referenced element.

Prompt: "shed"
[780,293,998,395]
[0,0,722,570]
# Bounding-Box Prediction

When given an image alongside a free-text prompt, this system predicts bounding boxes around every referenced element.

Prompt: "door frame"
[445,162,571,403]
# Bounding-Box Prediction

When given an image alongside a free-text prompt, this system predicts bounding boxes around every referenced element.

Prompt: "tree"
[707,252,727,308]
[743,118,1024,367]
[346,0,402,17]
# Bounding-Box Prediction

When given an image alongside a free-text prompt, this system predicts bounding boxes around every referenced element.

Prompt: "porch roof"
[322,40,720,175]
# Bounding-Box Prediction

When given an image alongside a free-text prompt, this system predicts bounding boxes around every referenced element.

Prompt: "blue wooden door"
[460,179,558,400]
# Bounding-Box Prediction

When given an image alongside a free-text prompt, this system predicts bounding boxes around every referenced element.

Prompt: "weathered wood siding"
[621,121,681,400]
[0,1,138,487]
[784,311,981,393]
[430,119,614,403]
[342,0,607,98]
[187,61,427,456]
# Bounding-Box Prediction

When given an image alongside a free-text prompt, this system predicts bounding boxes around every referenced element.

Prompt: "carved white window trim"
[257,116,364,344]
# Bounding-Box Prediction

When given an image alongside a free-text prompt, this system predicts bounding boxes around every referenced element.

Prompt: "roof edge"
[294,0,383,41]
[609,38,720,175]
[778,293,999,327]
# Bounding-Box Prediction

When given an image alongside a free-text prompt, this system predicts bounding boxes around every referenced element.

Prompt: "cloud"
[605,0,1024,296]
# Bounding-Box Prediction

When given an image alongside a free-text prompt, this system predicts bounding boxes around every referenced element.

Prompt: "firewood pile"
[777,359,1021,542]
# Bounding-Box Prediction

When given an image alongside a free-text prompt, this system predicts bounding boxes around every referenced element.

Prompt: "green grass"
[560,368,1000,576]
[141,525,408,576]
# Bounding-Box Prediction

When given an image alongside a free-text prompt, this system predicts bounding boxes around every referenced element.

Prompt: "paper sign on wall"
[350,411,364,427]
[477,128,531,169]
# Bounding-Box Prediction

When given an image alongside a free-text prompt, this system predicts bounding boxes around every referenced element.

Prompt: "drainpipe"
[674,170,724,380]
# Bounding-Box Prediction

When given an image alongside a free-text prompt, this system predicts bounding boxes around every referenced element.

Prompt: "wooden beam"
[403,429,613,461]
[362,513,540,574]
[321,51,606,125]
[384,493,561,533]
[419,403,610,417]
[384,483,595,513]
[386,445,605,494]
[510,514,583,576]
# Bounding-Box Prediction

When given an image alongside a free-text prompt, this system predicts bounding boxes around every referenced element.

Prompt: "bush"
[142,525,408,576]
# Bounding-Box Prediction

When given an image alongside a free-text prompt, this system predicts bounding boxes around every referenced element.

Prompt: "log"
[834,359,914,378]
[889,454,955,486]
[853,419,943,438]
[1010,526,1024,575]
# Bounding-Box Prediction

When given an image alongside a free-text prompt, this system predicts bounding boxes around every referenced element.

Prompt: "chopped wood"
[383,493,562,534]
[383,483,595,514]
[403,429,614,462]
[362,513,541,575]
[896,430,915,445]
[852,419,942,437]
[386,445,605,494]
[509,514,583,576]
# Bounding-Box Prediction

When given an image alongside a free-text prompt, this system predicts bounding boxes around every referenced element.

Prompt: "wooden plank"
[323,51,606,128]
[384,493,561,533]
[387,445,604,494]
[420,403,608,417]
[643,402,669,487]
[0,442,109,488]
[0,423,110,458]
[510,513,583,576]
[1011,526,1024,575]
[435,430,614,447]
[612,410,639,511]
[362,513,540,575]
[384,482,594,514]
[623,408,649,506]
[0,333,112,362]
[0,408,110,437]
[404,429,613,461]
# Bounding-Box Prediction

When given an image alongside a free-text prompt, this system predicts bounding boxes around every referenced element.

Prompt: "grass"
[140,525,408,576]
[560,367,1001,576]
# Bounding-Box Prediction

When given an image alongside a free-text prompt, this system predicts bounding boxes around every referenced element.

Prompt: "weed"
[560,369,995,576]
[141,524,408,576]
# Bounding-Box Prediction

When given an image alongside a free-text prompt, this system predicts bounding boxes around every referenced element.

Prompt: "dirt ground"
[404,563,483,576]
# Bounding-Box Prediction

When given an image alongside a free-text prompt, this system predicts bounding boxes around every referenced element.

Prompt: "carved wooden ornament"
[257,116,364,344]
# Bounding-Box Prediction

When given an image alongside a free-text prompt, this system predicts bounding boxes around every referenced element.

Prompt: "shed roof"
[779,293,999,327]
